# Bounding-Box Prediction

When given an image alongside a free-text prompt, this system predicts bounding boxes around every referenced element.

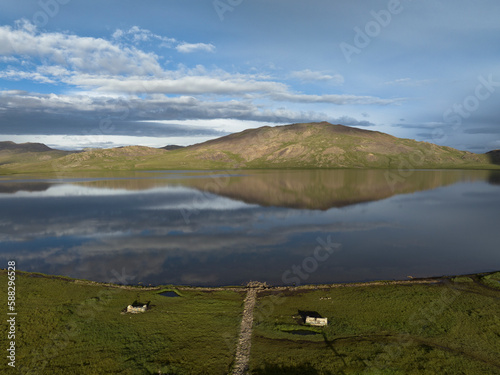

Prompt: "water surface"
[0,169,498,286]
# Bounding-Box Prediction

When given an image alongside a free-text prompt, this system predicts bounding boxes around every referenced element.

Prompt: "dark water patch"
[159,291,180,297]
[284,330,320,336]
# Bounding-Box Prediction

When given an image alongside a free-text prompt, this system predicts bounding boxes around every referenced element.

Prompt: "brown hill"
[0,123,497,173]
[0,141,54,153]
[181,122,488,169]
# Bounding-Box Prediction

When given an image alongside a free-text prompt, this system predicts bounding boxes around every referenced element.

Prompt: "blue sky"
[0,0,499,151]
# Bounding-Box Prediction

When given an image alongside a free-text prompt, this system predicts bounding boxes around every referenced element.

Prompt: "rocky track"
[231,288,258,375]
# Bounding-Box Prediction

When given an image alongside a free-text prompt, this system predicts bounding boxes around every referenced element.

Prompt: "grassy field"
[250,274,500,374]
[0,271,244,374]
[1,271,499,374]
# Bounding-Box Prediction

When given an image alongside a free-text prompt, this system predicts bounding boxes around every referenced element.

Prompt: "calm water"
[0,169,499,286]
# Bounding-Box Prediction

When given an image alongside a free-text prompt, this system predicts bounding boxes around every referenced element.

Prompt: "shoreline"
[2,164,500,177]
[2,269,498,291]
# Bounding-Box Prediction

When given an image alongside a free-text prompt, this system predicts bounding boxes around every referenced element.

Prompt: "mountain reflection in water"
[73,169,493,209]
[0,169,498,286]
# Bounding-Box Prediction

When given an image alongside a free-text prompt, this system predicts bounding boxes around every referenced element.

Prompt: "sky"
[0,0,499,151]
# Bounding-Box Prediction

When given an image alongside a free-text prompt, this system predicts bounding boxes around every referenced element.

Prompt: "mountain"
[0,141,73,171]
[0,122,498,174]
[0,141,54,152]
[153,121,495,170]
[180,121,488,169]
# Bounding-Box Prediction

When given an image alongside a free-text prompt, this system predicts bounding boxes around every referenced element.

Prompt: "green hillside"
[0,141,72,172]
[0,122,498,174]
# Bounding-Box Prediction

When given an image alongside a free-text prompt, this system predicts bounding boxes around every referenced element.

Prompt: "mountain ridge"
[0,122,498,173]
[178,122,491,169]
[0,141,55,153]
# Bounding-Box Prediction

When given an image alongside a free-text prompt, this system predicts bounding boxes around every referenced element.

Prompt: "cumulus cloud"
[0,69,56,83]
[0,22,163,76]
[112,26,177,47]
[68,75,288,95]
[384,78,434,86]
[0,20,403,104]
[176,42,215,53]
[0,19,392,147]
[290,69,344,84]
[272,92,404,105]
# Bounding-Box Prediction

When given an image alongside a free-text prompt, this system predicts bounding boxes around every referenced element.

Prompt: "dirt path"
[231,288,258,375]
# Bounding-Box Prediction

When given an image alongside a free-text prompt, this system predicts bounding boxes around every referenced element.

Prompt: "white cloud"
[0,21,163,76]
[0,70,56,84]
[176,42,215,53]
[272,92,404,105]
[384,78,434,86]
[0,20,401,107]
[112,26,176,46]
[0,56,18,63]
[0,19,396,143]
[68,75,287,95]
[0,134,213,150]
[111,29,124,39]
[290,69,344,84]
[141,119,287,134]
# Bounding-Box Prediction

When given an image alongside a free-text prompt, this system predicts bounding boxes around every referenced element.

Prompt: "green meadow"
[0,271,244,374]
[251,274,500,374]
[1,271,499,374]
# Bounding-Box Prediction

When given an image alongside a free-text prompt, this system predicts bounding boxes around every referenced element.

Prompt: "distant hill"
[0,141,72,171]
[0,141,54,153]
[0,123,498,173]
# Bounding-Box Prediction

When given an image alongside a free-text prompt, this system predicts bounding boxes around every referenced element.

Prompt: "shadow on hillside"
[486,150,500,165]
[252,362,331,375]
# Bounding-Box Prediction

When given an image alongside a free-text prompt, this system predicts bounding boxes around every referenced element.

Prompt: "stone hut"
[127,304,148,313]
[305,316,328,326]
[298,310,328,326]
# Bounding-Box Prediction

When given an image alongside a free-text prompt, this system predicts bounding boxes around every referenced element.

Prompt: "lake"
[0,169,499,286]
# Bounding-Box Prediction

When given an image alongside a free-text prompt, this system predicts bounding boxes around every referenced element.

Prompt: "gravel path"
[231,288,258,375]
